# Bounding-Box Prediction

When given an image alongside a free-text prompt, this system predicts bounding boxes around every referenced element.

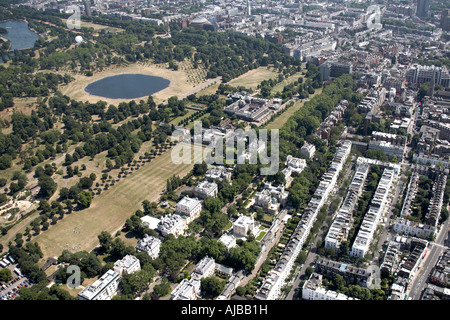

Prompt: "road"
[239,210,288,288]
[407,217,450,300]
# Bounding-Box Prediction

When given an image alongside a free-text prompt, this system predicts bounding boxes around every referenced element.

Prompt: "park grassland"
[264,88,323,130]
[227,66,279,89]
[33,144,203,259]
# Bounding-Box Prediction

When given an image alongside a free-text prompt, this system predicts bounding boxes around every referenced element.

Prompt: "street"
[407,217,450,300]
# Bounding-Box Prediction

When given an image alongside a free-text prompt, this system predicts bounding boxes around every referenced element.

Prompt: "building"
[302,273,358,300]
[170,278,201,300]
[314,257,371,287]
[320,61,353,81]
[174,196,202,223]
[405,64,450,87]
[191,256,216,280]
[233,215,255,237]
[350,168,398,258]
[113,255,141,276]
[224,95,271,122]
[78,270,120,300]
[157,214,187,237]
[255,141,352,300]
[300,142,316,159]
[325,162,370,251]
[253,182,289,214]
[135,234,162,259]
[193,180,218,199]
[282,155,307,181]
[441,9,450,31]
[218,233,237,251]
[416,0,430,18]
[368,140,405,161]
[205,166,232,181]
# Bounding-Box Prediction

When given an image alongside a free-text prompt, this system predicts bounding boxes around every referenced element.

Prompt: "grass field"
[32,143,204,259]
[228,66,279,89]
[264,88,323,130]
[271,72,304,94]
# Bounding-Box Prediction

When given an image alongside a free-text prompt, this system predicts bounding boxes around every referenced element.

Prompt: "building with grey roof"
[113,255,141,276]
[78,269,120,300]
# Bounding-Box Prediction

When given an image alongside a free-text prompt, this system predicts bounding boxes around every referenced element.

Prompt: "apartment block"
[78,270,120,300]
[314,257,371,287]
[302,273,357,300]
[350,167,398,258]
[325,162,370,250]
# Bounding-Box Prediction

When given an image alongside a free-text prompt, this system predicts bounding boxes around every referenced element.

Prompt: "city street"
[407,217,450,300]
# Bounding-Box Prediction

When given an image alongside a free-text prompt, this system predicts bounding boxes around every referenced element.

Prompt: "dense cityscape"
[0,0,449,310]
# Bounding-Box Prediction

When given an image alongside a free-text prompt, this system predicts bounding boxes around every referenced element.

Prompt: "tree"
[334,274,346,292]
[193,161,208,176]
[201,276,225,298]
[98,231,112,252]
[37,175,57,199]
[0,267,12,282]
[121,265,156,296]
[152,277,172,298]
[204,197,223,213]
[106,158,113,171]
[78,191,93,208]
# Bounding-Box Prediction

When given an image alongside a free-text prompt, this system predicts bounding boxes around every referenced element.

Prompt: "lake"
[84,74,171,99]
[0,20,40,51]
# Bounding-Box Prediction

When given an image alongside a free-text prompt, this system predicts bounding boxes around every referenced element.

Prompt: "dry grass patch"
[228,66,279,89]
[32,144,203,258]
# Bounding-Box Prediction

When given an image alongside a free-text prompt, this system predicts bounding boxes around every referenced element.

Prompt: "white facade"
[78,270,120,300]
[255,141,352,300]
[233,215,255,237]
[302,273,357,300]
[392,217,434,238]
[170,278,201,300]
[157,214,187,237]
[191,256,216,280]
[219,233,237,250]
[136,234,162,259]
[300,142,316,158]
[193,180,218,199]
[175,196,202,223]
[350,168,398,258]
[113,255,141,276]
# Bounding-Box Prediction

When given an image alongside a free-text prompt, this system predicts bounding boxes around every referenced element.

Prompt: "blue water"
[85,73,171,99]
[0,20,40,50]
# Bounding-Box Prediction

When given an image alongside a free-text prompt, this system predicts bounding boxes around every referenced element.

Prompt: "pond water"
[0,20,40,50]
[84,73,171,99]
